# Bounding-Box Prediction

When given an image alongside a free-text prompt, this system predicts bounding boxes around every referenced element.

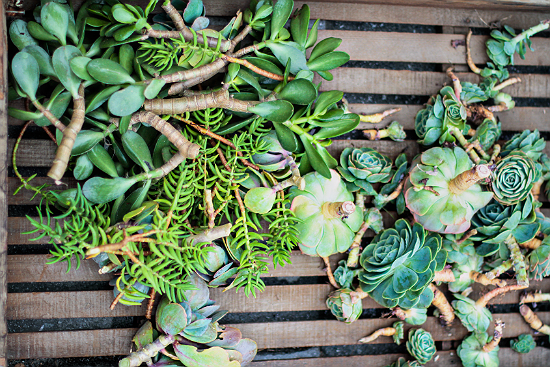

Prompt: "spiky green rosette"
[326,288,362,324]
[501,130,546,160]
[384,357,420,367]
[358,219,446,309]
[405,146,493,234]
[289,169,362,257]
[250,131,291,173]
[406,329,436,365]
[452,294,492,332]
[415,86,469,145]
[511,334,536,354]
[457,332,499,367]
[374,153,408,212]
[491,150,538,205]
[337,147,393,195]
[471,118,502,151]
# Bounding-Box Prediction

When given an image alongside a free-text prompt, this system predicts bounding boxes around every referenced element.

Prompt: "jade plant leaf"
[267,42,308,75]
[9,20,38,50]
[26,20,57,42]
[74,154,94,180]
[82,177,137,204]
[248,100,293,123]
[309,37,342,61]
[71,130,105,156]
[278,79,317,105]
[144,78,166,99]
[300,134,331,179]
[86,85,121,113]
[273,122,299,152]
[87,58,135,85]
[52,45,83,98]
[108,84,146,116]
[11,52,40,101]
[133,321,154,350]
[157,303,188,335]
[314,90,343,116]
[122,130,153,171]
[290,5,310,47]
[41,2,69,45]
[183,0,204,23]
[174,345,240,367]
[111,4,139,24]
[35,91,72,127]
[270,0,293,40]
[87,144,119,178]
[70,56,94,81]
[22,45,55,77]
[307,51,350,72]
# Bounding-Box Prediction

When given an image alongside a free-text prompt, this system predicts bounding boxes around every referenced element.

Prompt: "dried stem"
[359,108,401,124]
[347,221,370,268]
[363,128,389,140]
[504,235,529,287]
[457,229,477,245]
[119,334,176,367]
[519,236,543,250]
[222,55,292,81]
[446,67,462,101]
[449,126,481,163]
[520,304,550,335]
[429,283,455,326]
[321,201,356,219]
[484,259,513,280]
[146,288,156,320]
[204,189,215,229]
[466,30,481,74]
[482,319,505,353]
[433,269,456,282]
[86,230,159,257]
[476,284,528,308]
[161,2,187,32]
[186,223,232,245]
[48,83,86,183]
[487,102,510,113]
[447,164,492,195]
[350,286,369,303]
[470,271,507,287]
[358,327,397,344]
[322,256,339,289]
[493,77,521,91]
[521,292,550,304]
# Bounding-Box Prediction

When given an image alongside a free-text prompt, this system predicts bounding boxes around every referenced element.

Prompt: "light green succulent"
[338,147,393,196]
[457,332,499,367]
[452,294,492,333]
[491,150,538,206]
[471,118,501,151]
[326,288,362,324]
[406,328,436,365]
[511,334,536,354]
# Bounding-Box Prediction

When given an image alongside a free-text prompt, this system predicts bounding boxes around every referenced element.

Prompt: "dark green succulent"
[338,147,393,196]
[406,328,436,365]
[471,118,501,151]
[326,288,363,324]
[333,260,361,289]
[452,294,492,332]
[511,334,536,354]
[491,150,538,206]
[358,219,447,309]
[457,332,499,367]
[374,153,408,213]
[460,78,498,104]
[501,130,546,161]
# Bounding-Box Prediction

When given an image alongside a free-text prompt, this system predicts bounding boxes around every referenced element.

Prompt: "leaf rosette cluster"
[358,219,446,309]
[457,332,499,367]
[325,288,363,324]
[491,150,538,206]
[510,334,536,354]
[406,328,436,365]
[338,147,393,196]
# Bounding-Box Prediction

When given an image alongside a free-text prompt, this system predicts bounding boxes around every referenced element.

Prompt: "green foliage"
[406,328,436,365]
[510,334,536,354]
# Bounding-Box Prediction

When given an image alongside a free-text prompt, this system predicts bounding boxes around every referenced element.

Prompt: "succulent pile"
[8,0,550,365]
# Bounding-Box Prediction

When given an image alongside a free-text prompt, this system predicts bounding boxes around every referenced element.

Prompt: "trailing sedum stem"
[119,334,175,367]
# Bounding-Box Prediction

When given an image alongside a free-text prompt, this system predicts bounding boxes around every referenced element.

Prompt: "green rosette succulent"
[358,219,447,309]
[457,332,499,367]
[406,328,436,365]
[326,288,362,324]
[333,260,361,289]
[501,129,546,161]
[491,150,538,206]
[392,321,405,345]
[452,294,492,332]
[338,147,393,196]
[289,169,362,257]
[374,153,408,213]
[405,146,494,234]
[399,308,428,326]
[443,236,483,292]
[384,357,420,367]
[471,118,501,151]
[511,334,536,354]
[460,78,498,104]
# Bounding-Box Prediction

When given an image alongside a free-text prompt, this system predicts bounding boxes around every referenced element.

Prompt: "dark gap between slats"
[8,125,54,140]
[8,167,50,177]
[7,317,142,333]
[8,357,124,367]
[8,205,39,217]
[8,282,112,293]
[323,20,439,34]
[8,244,54,255]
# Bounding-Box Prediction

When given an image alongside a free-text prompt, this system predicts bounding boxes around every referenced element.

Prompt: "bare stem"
[482,319,505,353]
[493,77,521,91]
[457,229,477,245]
[322,256,339,289]
[321,201,356,219]
[466,30,481,74]
[429,283,455,326]
[521,292,550,304]
[358,327,396,343]
[446,67,462,102]
[186,223,232,245]
[476,284,528,308]
[504,235,529,287]
[119,334,176,367]
[484,259,513,280]
[520,304,550,335]
[470,271,507,287]
[359,108,401,124]
[433,269,456,283]
[447,164,492,195]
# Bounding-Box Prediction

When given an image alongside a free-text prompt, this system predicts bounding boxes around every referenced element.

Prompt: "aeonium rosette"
[338,147,393,196]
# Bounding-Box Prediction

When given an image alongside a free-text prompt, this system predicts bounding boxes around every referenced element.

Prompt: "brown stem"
[467,128,477,136]
[520,236,543,250]
[321,201,355,219]
[168,69,220,95]
[358,327,396,343]
[385,177,406,203]
[457,229,477,245]
[222,55,292,81]
[322,256,339,289]
[466,30,481,74]
[363,129,389,140]
[469,271,507,287]
[521,292,550,304]
[392,307,411,321]
[446,67,462,102]
[86,230,158,257]
[482,319,505,352]
[476,284,527,308]
[466,105,496,123]
[119,334,175,367]
[359,108,401,124]
[110,290,125,310]
[485,259,513,280]
[350,286,369,303]
[48,83,86,183]
[186,223,232,245]
[433,269,456,283]
[487,102,509,113]
[489,144,500,164]
[447,165,492,195]
[429,283,455,326]
[493,77,521,92]
[229,24,251,52]
[172,115,260,170]
[205,189,215,229]
[145,288,156,320]
[99,262,120,274]
[521,304,550,335]
[42,126,57,143]
[144,26,231,53]
[161,2,187,32]
[31,100,67,131]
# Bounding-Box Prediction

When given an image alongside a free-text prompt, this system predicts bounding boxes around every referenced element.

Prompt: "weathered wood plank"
[7,313,550,359]
[0,6,9,366]
[304,0,550,10]
[7,217,43,245]
[8,139,55,167]
[8,177,77,205]
[319,69,550,99]
[319,30,550,66]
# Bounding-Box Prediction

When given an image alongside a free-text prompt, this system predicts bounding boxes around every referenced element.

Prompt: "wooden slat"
[319,69,550,99]
[8,139,55,167]
[319,30,550,66]
[7,217,43,245]
[305,0,550,10]
[8,177,77,205]
[7,313,550,359]
[0,6,9,367]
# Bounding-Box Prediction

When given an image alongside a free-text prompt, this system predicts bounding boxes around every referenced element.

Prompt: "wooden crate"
[3,1,550,366]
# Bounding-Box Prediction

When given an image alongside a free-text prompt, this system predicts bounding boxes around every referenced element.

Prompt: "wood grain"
[0,7,9,367]
[8,177,77,205]
[318,30,550,66]
[304,0,550,10]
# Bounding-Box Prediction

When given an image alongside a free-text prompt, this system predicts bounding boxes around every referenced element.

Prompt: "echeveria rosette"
[471,118,502,151]
[333,260,361,289]
[358,219,447,309]
[460,78,498,104]
[441,86,468,134]
[511,334,536,354]
[289,169,362,257]
[414,95,443,145]
[442,236,483,292]
[457,332,499,367]
[405,146,493,234]
[491,150,538,206]
[406,328,436,365]
[326,288,362,324]
[452,294,492,332]
[501,129,546,161]
[338,147,393,196]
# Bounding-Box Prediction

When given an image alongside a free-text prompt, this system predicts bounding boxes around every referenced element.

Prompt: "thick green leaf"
[35,91,72,127]
[300,134,330,178]
[82,177,137,204]
[74,154,94,180]
[7,108,43,121]
[313,90,343,116]
[273,121,299,152]
[87,58,135,85]
[71,130,105,156]
[173,344,240,367]
[41,2,69,45]
[184,0,204,23]
[157,302,188,335]
[112,4,139,24]
[248,100,293,123]
[21,45,55,78]
[290,5,310,47]
[70,56,94,81]
[119,44,135,74]
[144,78,166,99]
[115,181,152,222]
[11,52,40,101]
[52,46,83,98]
[87,144,119,177]
[307,51,350,71]
[108,84,145,116]
[278,79,317,105]
[267,41,308,75]
[27,21,59,42]
[153,135,171,168]
[304,19,320,49]
[270,0,293,40]
[237,69,265,98]
[118,114,132,135]
[309,37,342,61]
[315,143,338,168]
[122,130,153,171]
[10,20,39,50]
[114,24,137,42]
[243,57,282,77]
[317,70,333,81]
[86,85,121,113]
[313,116,359,139]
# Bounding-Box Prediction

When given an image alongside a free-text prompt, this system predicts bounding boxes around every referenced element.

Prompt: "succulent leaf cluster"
[338,147,393,196]
[510,334,536,354]
[326,288,363,324]
[406,328,436,365]
[457,332,499,367]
